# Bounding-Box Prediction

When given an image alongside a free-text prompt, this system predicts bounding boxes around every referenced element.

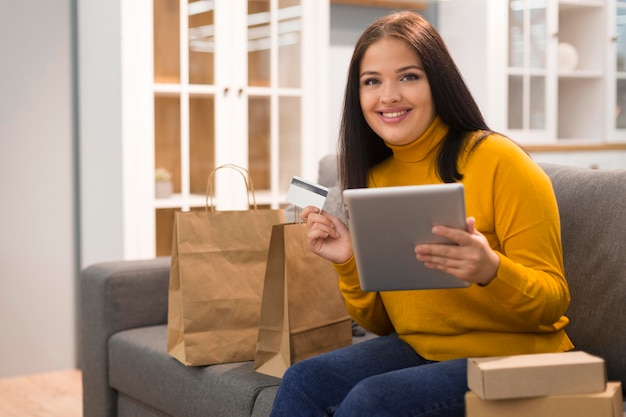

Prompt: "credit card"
[286,176,329,210]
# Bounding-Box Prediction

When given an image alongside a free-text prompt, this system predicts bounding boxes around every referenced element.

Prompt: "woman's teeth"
[382,110,406,118]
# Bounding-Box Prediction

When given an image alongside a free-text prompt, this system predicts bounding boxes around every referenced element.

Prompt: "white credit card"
[286,176,329,210]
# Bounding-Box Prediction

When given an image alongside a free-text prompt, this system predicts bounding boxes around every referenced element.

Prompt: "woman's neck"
[384,116,448,163]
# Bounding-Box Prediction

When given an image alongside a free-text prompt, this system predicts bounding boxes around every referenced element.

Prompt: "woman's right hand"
[300,206,353,264]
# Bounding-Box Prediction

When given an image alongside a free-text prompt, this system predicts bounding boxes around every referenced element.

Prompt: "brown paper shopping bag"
[254,223,353,378]
[167,164,286,366]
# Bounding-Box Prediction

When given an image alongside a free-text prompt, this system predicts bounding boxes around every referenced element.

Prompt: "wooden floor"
[0,369,82,417]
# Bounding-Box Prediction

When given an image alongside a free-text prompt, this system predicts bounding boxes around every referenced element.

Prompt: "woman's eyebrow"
[396,65,423,72]
[359,70,380,78]
[360,65,423,78]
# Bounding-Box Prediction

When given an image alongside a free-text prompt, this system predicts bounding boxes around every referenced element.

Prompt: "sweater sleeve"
[334,256,395,335]
[465,137,570,329]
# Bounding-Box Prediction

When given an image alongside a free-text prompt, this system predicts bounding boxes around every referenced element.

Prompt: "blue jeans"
[269,334,467,417]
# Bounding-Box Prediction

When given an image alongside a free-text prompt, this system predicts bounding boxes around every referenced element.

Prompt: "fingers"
[415,244,467,267]
[431,224,471,246]
[415,246,481,283]
[301,206,340,240]
[299,206,320,222]
[466,216,476,234]
[300,206,352,264]
[415,217,499,285]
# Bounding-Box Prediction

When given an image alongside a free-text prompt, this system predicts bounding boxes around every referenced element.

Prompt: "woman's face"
[359,37,436,146]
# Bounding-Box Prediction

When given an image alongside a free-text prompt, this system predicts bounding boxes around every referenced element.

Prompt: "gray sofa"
[81,161,626,417]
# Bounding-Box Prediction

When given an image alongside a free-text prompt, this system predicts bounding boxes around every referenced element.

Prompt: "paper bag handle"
[205,164,258,211]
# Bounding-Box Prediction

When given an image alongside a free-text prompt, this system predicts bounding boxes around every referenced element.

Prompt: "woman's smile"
[378,108,412,122]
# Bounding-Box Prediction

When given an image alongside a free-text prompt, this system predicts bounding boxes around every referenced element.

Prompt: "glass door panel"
[278,0,301,88]
[617,5,626,72]
[248,96,271,190]
[529,4,547,69]
[507,0,547,132]
[155,97,182,194]
[154,0,181,83]
[509,1,523,67]
[248,1,271,87]
[616,4,626,130]
[188,0,215,85]
[529,75,545,129]
[508,75,523,130]
[279,96,301,194]
[189,97,215,194]
[617,80,626,129]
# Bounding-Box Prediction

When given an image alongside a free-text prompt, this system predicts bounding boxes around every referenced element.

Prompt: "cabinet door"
[507,0,608,144]
[506,0,554,143]
[556,1,606,143]
[153,0,329,255]
[441,0,613,146]
[610,0,626,142]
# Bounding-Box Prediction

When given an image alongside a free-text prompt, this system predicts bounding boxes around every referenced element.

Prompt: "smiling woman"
[269,10,572,417]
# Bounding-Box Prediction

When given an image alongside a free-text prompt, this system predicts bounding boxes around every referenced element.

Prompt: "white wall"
[77,0,126,269]
[438,0,504,133]
[0,0,78,377]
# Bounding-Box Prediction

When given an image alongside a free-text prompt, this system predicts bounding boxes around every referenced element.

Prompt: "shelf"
[154,83,217,96]
[558,70,604,79]
[559,0,604,11]
[247,86,302,97]
[330,0,427,9]
[154,190,286,210]
[523,143,626,152]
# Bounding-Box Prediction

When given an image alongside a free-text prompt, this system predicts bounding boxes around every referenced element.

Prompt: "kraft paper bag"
[167,165,286,366]
[254,223,353,378]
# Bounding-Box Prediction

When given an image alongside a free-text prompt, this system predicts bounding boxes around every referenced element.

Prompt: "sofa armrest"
[80,257,171,417]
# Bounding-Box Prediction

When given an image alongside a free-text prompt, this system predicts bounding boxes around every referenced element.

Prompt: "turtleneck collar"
[384,116,449,163]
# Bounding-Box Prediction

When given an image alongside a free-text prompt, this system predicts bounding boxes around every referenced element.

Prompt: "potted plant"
[155,167,173,198]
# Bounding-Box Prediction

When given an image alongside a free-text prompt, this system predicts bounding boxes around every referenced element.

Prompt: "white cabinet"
[611,0,626,140]
[529,147,626,169]
[150,0,330,255]
[439,0,626,146]
[79,0,330,261]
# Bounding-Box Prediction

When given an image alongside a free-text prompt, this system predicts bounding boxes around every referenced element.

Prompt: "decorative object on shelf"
[558,42,579,73]
[155,167,173,198]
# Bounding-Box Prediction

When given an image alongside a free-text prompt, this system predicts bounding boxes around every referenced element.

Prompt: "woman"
[270,10,573,417]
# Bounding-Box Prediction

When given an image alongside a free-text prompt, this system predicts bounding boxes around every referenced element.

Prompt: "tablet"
[342,183,470,291]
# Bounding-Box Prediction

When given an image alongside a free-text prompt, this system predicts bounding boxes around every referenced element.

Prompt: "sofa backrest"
[539,163,626,390]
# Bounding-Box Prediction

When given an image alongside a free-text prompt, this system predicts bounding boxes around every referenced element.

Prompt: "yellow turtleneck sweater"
[335,117,574,360]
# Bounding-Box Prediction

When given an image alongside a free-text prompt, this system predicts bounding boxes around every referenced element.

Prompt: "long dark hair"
[338,11,490,189]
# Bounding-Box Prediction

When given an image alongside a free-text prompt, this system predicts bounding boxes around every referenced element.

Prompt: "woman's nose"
[380,84,400,104]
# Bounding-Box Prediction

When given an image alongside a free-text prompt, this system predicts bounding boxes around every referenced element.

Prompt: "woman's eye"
[401,73,419,81]
[363,78,381,86]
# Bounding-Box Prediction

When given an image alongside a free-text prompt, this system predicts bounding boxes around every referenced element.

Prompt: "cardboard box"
[465,381,623,417]
[467,351,606,400]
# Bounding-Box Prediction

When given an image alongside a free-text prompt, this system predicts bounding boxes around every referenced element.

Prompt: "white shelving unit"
[610,0,626,141]
[79,0,330,261]
[149,0,330,256]
[439,0,626,148]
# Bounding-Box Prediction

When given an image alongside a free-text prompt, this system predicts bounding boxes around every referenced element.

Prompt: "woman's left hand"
[414,217,500,286]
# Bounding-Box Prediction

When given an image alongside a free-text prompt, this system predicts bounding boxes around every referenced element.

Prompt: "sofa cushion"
[251,386,279,417]
[109,325,281,417]
[539,163,626,391]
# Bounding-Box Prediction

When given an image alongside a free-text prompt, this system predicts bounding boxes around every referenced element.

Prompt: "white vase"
[155,180,173,198]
